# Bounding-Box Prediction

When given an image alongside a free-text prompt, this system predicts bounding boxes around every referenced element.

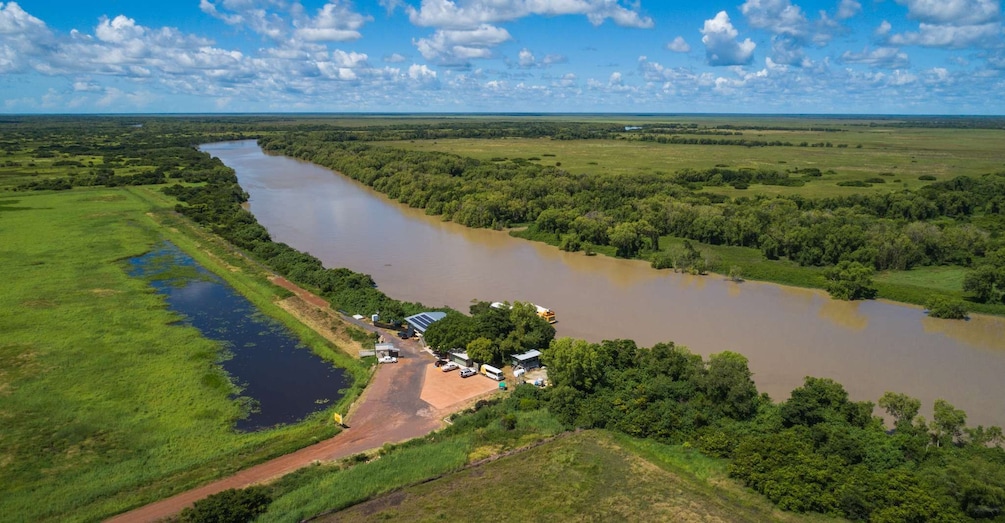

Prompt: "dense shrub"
[180,487,271,523]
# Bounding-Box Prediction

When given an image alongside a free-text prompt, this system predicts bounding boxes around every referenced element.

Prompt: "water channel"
[130,242,349,431]
[203,140,1005,427]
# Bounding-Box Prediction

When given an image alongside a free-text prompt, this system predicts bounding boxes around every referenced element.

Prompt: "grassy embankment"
[304,430,829,523]
[0,185,368,522]
[381,127,1005,314]
[239,390,825,523]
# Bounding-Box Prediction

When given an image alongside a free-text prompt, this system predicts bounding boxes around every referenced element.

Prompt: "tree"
[472,303,514,341]
[930,398,967,447]
[878,391,922,433]
[608,221,644,258]
[542,337,610,392]
[963,264,1004,304]
[421,313,476,353]
[466,337,495,364]
[180,486,271,523]
[505,302,556,353]
[924,296,968,319]
[781,377,872,428]
[700,351,759,420]
[824,260,877,300]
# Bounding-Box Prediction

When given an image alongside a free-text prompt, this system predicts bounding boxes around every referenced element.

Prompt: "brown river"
[203,140,1005,426]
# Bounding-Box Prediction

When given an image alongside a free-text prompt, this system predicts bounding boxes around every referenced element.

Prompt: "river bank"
[205,139,1005,428]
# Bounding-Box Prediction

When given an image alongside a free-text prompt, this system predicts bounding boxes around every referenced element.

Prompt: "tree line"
[260,133,1005,306]
[540,337,1005,521]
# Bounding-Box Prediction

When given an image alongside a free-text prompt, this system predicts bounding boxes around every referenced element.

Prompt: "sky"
[0,0,1003,114]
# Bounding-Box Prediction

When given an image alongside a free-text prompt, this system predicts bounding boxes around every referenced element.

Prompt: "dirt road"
[108,281,489,522]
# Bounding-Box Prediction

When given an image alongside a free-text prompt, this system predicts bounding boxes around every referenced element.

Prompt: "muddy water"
[203,140,1005,426]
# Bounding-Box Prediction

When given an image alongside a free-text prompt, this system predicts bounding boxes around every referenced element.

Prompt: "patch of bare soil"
[275,296,367,356]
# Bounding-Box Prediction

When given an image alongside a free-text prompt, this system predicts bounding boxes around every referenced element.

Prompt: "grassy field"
[316,430,831,523]
[0,186,366,522]
[377,125,1005,197]
[257,405,567,522]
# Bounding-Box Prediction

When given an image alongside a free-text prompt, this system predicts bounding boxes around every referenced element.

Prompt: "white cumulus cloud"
[837,0,861,20]
[414,23,510,64]
[841,46,911,69]
[294,2,373,42]
[667,36,691,53]
[518,48,535,67]
[399,0,653,30]
[895,0,1000,26]
[701,11,756,66]
[886,0,1003,48]
[888,21,1002,48]
[741,0,808,37]
[0,1,53,73]
[408,63,437,80]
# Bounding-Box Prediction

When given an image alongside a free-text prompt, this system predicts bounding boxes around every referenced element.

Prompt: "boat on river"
[491,301,557,324]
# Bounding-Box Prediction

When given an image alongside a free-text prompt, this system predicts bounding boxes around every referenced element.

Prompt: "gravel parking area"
[419,364,502,410]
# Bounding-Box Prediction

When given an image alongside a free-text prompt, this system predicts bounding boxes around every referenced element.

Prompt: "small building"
[449,351,474,368]
[375,342,399,359]
[511,349,542,370]
[404,311,447,334]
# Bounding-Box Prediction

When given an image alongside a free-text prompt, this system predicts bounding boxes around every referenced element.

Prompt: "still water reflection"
[203,140,1005,426]
[130,242,348,431]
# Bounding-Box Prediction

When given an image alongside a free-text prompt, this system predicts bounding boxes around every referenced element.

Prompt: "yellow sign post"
[333,412,343,426]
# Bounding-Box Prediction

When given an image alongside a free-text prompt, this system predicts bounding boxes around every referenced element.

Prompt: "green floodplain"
[2,115,1005,522]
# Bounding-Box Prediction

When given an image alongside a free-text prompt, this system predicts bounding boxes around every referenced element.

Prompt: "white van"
[480,364,505,381]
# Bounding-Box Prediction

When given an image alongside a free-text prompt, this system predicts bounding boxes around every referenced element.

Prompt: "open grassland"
[378,126,1005,197]
[0,187,364,522]
[258,406,566,522]
[317,430,829,523]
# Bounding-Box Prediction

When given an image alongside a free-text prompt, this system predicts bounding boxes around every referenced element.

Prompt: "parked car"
[397,330,410,339]
[441,362,459,372]
[459,368,476,378]
[433,359,448,367]
[378,355,398,364]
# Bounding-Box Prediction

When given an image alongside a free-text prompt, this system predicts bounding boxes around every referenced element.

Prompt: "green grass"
[0,187,366,522]
[257,400,569,522]
[260,437,473,523]
[874,265,966,293]
[318,430,832,522]
[377,125,1005,197]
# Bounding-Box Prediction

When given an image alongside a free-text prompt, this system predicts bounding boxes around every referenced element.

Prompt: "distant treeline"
[260,133,1005,304]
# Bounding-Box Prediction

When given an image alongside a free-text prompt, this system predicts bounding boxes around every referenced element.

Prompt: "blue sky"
[1,0,1003,113]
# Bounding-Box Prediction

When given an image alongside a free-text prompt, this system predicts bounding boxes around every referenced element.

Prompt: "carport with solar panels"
[403,311,447,335]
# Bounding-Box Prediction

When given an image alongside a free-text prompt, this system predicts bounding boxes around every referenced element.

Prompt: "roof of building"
[512,349,542,361]
[404,311,447,333]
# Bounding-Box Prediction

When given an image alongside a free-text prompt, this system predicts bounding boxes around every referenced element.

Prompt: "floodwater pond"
[203,139,1005,427]
[129,242,348,431]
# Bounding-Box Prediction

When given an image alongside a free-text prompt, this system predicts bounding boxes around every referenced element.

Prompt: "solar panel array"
[404,311,446,332]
